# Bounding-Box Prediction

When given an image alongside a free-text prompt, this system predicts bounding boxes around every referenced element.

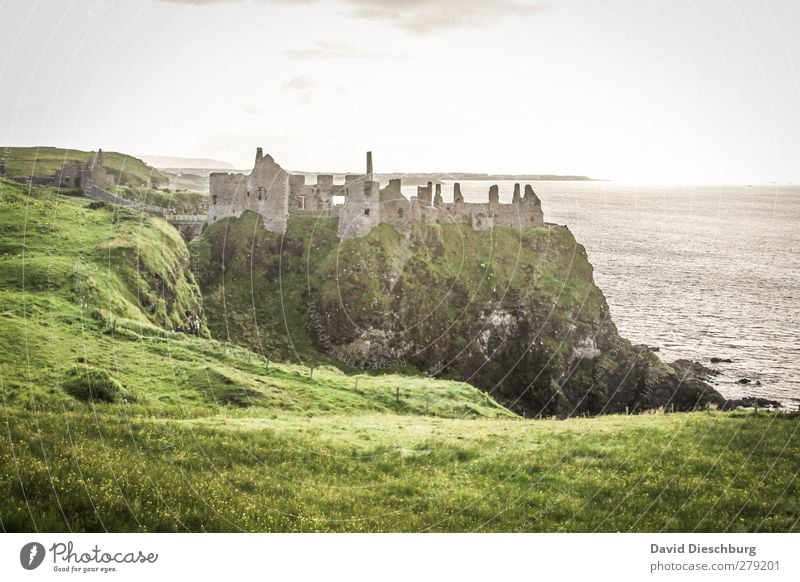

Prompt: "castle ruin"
[208,149,544,239]
[55,148,114,191]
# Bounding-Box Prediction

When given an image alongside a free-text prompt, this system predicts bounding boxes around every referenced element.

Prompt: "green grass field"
[2,407,797,532]
[1,178,798,532]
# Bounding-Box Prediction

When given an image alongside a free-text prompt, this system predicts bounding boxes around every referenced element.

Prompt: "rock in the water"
[737,378,752,384]
[710,357,733,363]
[722,396,781,409]
[673,359,721,377]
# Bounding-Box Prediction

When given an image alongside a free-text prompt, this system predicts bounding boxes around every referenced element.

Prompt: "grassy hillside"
[0,178,498,416]
[1,146,170,187]
[0,178,797,532]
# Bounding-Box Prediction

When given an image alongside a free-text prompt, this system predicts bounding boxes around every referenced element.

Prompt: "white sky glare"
[1,0,799,183]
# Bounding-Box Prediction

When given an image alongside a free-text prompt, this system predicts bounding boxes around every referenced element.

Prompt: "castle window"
[247,191,250,198]
[212,194,217,205]
[364,208,370,216]
[297,196,306,210]
[397,208,404,218]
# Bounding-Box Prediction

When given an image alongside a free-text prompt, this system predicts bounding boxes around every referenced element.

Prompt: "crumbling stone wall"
[289,174,339,214]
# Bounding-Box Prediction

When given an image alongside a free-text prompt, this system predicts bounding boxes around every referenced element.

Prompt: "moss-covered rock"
[193,213,725,417]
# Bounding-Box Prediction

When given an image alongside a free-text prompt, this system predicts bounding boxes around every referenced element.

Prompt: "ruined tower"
[208,146,289,234]
[337,151,381,240]
[82,148,110,189]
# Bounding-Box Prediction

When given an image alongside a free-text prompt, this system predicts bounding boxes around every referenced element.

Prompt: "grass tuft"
[62,366,125,403]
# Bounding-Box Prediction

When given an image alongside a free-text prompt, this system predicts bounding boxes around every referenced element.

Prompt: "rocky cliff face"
[193,213,725,417]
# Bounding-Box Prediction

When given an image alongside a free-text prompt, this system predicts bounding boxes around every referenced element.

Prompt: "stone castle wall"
[208,148,545,239]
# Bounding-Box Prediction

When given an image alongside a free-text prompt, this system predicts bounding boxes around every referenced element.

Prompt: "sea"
[403,180,799,408]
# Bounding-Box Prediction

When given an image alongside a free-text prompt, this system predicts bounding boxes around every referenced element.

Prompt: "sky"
[1,0,799,183]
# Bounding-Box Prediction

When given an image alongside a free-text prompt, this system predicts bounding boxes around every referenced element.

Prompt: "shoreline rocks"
[721,396,782,410]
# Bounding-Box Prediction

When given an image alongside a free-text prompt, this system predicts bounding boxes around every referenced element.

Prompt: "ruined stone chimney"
[96,148,104,166]
[512,183,521,204]
[366,151,373,180]
[453,182,463,203]
[255,147,263,163]
[489,184,499,207]
[434,184,443,208]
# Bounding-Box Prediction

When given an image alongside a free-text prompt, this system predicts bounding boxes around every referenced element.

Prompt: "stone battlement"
[208,149,545,239]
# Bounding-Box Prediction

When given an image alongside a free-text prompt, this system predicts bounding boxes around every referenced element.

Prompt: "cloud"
[244,103,260,114]
[283,75,317,105]
[157,0,250,4]
[284,76,316,91]
[158,0,542,34]
[284,41,404,60]
[339,0,543,34]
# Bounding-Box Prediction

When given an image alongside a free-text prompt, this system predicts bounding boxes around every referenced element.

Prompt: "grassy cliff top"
[1,146,170,187]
